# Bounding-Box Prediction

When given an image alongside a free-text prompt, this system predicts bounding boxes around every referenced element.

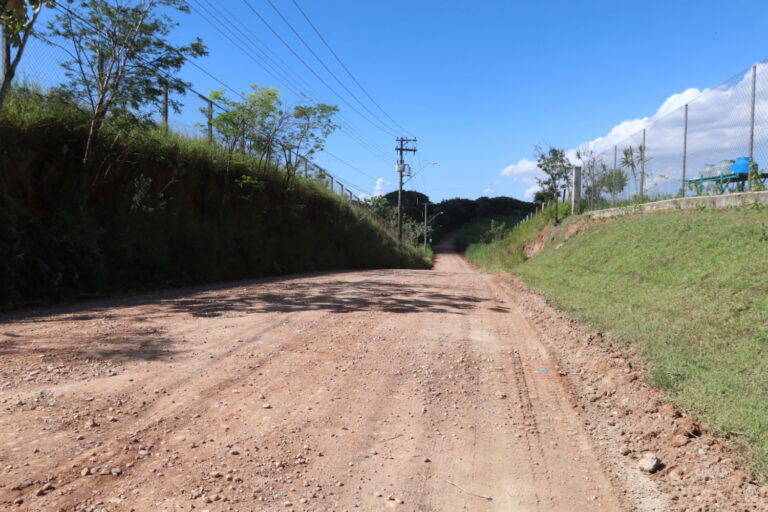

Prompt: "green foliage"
[535,145,571,223]
[432,196,535,240]
[602,166,628,205]
[464,205,555,270]
[510,209,768,480]
[365,194,425,246]
[42,0,207,162]
[454,215,521,252]
[1,0,70,109]
[0,85,427,307]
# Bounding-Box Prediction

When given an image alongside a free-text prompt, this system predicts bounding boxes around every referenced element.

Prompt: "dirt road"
[1,246,752,511]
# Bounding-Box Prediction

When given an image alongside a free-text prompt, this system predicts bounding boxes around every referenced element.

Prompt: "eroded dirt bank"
[0,247,765,511]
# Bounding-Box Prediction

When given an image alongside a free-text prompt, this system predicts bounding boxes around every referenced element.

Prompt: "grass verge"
[469,207,768,479]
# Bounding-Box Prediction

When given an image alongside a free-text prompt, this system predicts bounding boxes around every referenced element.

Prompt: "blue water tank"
[731,157,756,174]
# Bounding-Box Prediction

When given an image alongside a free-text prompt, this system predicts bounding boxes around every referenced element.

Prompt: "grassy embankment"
[0,87,428,307]
[462,206,768,479]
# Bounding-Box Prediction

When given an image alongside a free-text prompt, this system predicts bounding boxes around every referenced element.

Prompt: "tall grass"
[0,85,428,307]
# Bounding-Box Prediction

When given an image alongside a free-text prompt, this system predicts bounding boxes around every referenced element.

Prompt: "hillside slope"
[468,207,768,479]
[0,92,427,307]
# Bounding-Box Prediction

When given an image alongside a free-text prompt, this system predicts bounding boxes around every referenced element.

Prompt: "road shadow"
[166,275,502,317]
[0,331,183,363]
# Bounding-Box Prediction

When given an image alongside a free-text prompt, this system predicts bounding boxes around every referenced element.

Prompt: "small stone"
[262,404,272,409]
[86,418,99,428]
[111,467,122,476]
[619,445,631,456]
[423,457,431,462]
[496,392,507,399]
[81,467,91,476]
[13,497,23,505]
[638,453,662,473]
[283,501,292,507]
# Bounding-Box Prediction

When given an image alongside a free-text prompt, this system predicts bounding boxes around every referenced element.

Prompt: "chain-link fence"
[576,60,768,212]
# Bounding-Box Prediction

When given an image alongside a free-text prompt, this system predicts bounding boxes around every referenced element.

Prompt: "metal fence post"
[640,129,646,200]
[682,103,688,197]
[749,64,756,164]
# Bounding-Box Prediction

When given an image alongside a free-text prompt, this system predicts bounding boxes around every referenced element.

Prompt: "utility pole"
[198,93,213,143]
[395,137,417,243]
[160,78,169,133]
[423,201,430,254]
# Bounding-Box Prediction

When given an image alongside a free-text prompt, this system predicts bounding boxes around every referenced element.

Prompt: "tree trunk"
[83,112,105,165]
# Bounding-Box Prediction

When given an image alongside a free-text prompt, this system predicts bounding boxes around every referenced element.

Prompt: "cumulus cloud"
[483,187,495,194]
[373,177,388,196]
[501,63,768,197]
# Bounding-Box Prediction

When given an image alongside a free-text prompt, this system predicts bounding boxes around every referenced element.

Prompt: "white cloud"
[501,62,768,197]
[373,177,388,196]
[483,188,495,194]
[523,185,540,200]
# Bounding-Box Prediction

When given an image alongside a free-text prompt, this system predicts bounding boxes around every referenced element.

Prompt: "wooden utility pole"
[395,137,417,243]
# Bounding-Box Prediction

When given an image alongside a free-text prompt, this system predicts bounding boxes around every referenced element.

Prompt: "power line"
[240,0,399,137]
[188,0,390,163]
[290,0,412,137]
[49,3,371,200]
[265,0,402,136]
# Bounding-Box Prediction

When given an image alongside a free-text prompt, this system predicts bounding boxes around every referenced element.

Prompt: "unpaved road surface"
[0,247,763,511]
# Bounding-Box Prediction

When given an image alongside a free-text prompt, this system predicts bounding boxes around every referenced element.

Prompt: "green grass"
[464,206,556,270]
[471,207,768,479]
[0,85,428,306]
[454,214,524,252]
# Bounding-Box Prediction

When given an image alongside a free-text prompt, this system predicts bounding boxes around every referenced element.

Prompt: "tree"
[635,144,649,200]
[620,146,637,200]
[280,102,339,179]
[203,85,280,171]
[534,145,571,223]
[1,0,66,109]
[575,147,606,210]
[602,166,628,206]
[43,0,206,164]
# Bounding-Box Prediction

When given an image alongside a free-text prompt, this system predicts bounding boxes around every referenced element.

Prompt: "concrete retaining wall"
[587,191,768,220]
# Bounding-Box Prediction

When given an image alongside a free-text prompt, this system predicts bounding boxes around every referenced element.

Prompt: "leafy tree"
[534,145,571,223]
[576,147,606,209]
[620,146,636,199]
[382,190,428,223]
[1,0,67,109]
[533,188,554,206]
[635,144,649,200]
[203,85,280,172]
[602,166,628,206]
[43,0,206,164]
[280,102,339,179]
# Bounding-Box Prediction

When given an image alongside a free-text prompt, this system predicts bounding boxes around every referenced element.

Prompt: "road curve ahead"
[0,245,650,511]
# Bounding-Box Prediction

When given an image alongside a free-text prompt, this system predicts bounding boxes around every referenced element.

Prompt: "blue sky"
[20,0,768,201]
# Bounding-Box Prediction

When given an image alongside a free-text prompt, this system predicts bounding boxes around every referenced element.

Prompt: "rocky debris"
[638,453,662,473]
